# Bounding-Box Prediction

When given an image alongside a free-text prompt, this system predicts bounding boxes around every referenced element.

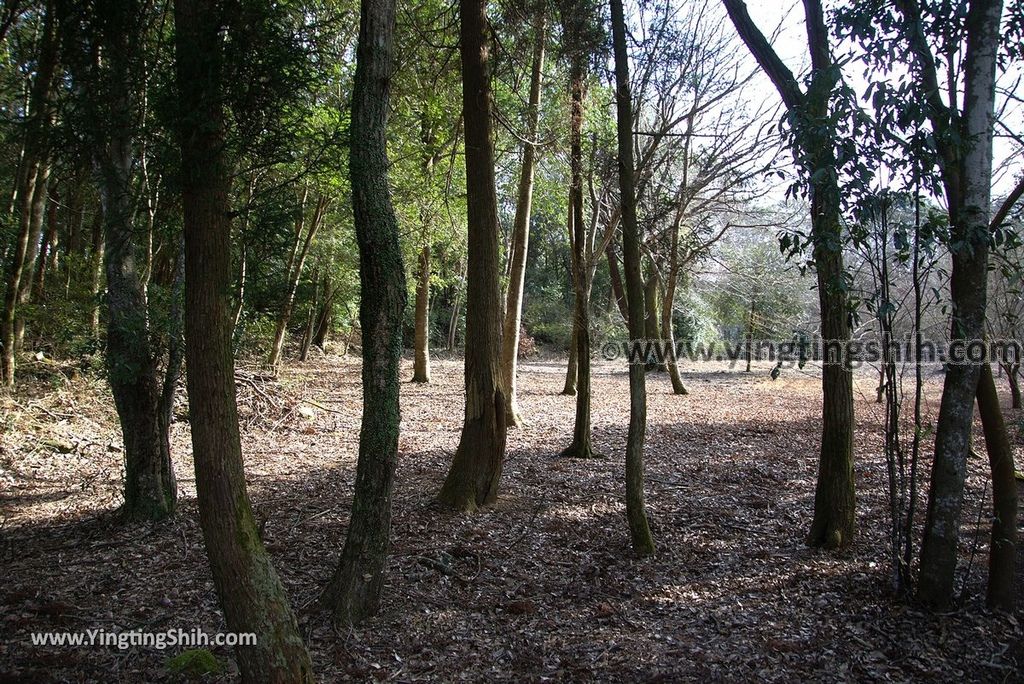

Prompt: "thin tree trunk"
[500,12,545,425]
[1,0,57,385]
[561,321,578,395]
[437,0,507,511]
[173,0,313,676]
[13,159,52,352]
[412,243,431,382]
[268,194,327,367]
[1002,363,1021,409]
[661,223,687,394]
[606,243,629,323]
[89,207,104,339]
[33,185,59,300]
[321,0,407,624]
[562,52,597,459]
[612,0,654,555]
[976,362,1017,610]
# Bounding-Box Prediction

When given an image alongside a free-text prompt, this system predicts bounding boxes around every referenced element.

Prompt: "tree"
[722,0,856,550]
[886,0,1007,606]
[611,0,654,555]
[87,0,178,519]
[172,0,312,676]
[437,0,507,510]
[321,0,407,624]
[500,8,546,426]
[1,0,58,386]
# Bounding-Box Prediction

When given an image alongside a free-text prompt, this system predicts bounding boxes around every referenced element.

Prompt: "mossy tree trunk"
[611,0,654,555]
[173,0,313,677]
[437,0,507,511]
[322,0,407,624]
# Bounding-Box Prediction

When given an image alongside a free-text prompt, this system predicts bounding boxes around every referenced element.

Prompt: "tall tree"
[173,0,312,676]
[321,0,406,624]
[437,0,508,510]
[500,9,546,425]
[722,0,856,549]
[88,0,177,519]
[611,0,655,555]
[886,0,1006,606]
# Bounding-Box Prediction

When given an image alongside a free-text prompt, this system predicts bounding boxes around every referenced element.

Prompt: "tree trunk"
[606,244,629,324]
[562,53,597,459]
[13,160,52,352]
[643,271,664,371]
[437,0,507,511]
[89,207,104,339]
[95,0,176,520]
[173,0,313,677]
[33,186,59,300]
[976,362,1017,610]
[268,194,327,368]
[1002,363,1021,409]
[1,0,57,385]
[312,272,334,350]
[722,0,855,551]
[412,243,431,382]
[914,0,1002,607]
[500,12,545,426]
[612,0,654,555]
[561,321,578,395]
[661,225,686,394]
[744,293,755,373]
[321,0,407,624]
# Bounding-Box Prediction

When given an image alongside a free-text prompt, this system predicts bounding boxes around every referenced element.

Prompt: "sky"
[727,0,1023,200]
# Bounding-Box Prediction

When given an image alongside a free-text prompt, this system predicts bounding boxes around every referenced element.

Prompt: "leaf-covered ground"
[2,354,1022,682]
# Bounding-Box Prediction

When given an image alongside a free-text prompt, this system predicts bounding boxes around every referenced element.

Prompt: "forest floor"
[2,352,1023,682]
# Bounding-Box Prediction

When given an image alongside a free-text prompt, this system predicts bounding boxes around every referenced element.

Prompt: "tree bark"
[321,0,407,624]
[437,0,507,511]
[1002,363,1021,409]
[173,0,313,676]
[500,12,545,426]
[412,243,431,382]
[976,362,1017,610]
[612,0,655,555]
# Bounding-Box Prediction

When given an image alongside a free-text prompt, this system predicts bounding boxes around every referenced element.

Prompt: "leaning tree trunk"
[612,0,654,555]
[96,0,176,520]
[500,13,545,426]
[173,0,313,677]
[976,362,1017,610]
[562,54,597,459]
[412,243,431,382]
[437,0,507,511]
[661,227,687,394]
[321,0,407,624]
